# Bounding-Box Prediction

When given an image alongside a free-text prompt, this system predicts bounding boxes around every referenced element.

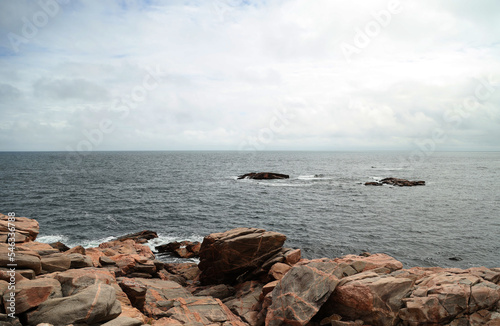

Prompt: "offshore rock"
[198,228,287,285]
[365,177,425,186]
[117,230,158,243]
[237,172,289,180]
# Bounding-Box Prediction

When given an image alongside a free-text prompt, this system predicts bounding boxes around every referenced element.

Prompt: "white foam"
[36,234,69,244]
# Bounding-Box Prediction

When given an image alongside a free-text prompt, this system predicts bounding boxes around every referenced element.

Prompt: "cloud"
[0,0,499,151]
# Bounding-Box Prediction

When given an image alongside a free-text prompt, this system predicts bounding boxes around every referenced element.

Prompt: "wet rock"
[266,259,343,326]
[237,172,289,180]
[364,182,383,186]
[117,230,158,243]
[198,228,287,285]
[156,241,201,259]
[49,241,70,252]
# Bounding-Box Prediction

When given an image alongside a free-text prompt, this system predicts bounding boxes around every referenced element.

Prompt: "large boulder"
[2,278,62,315]
[224,281,264,325]
[116,230,158,243]
[319,272,414,326]
[198,228,287,285]
[40,253,72,273]
[237,172,289,180]
[265,259,343,326]
[0,214,39,242]
[333,253,403,274]
[52,267,117,296]
[26,283,122,325]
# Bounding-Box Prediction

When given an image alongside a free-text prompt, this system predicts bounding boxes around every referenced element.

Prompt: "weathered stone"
[26,283,121,325]
[164,263,200,282]
[119,277,148,311]
[0,244,42,274]
[65,245,86,255]
[67,253,94,269]
[269,263,291,281]
[131,278,193,318]
[192,284,236,300]
[0,214,39,242]
[18,242,60,256]
[100,255,117,265]
[2,278,62,314]
[334,253,403,273]
[284,248,301,265]
[266,259,342,326]
[199,228,286,285]
[165,296,247,325]
[40,253,71,273]
[100,316,143,326]
[320,273,414,326]
[53,267,116,296]
[224,281,263,325]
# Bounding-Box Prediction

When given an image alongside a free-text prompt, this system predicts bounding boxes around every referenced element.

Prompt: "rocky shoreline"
[1,213,500,326]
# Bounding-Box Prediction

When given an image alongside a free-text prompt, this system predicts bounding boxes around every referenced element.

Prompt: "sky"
[0,0,499,152]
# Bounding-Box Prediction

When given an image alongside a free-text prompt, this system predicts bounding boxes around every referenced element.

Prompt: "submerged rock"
[365,177,425,186]
[237,172,289,180]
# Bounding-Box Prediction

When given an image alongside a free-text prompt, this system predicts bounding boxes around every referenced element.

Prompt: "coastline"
[1,214,500,326]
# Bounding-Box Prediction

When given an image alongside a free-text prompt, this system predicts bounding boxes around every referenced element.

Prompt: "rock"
[266,259,343,326]
[224,281,264,325]
[238,172,289,180]
[319,273,414,326]
[156,241,201,259]
[400,272,500,324]
[0,244,42,274]
[164,263,200,282]
[26,283,121,325]
[65,245,86,255]
[99,239,155,260]
[364,182,383,186]
[0,214,40,242]
[0,313,23,326]
[49,241,70,252]
[66,253,94,269]
[157,269,187,286]
[283,248,301,265]
[100,316,143,326]
[52,267,116,296]
[198,228,287,285]
[261,280,279,300]
[192,284,236,300]
[165,296,247,326]
[129,278,193,318]
[17,242,60,256]
[381,177,425,186]
[151,317,184,325]
[334,253,403,273]
[269,263,291,281]
[119,278,148,311]
[2,278,62,314]
[100,255,117,265]
[40,253,71,273]
[116,230,158,243]
[0,268,35,280]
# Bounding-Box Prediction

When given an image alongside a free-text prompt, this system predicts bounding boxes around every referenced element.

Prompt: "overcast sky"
[1,0,499,151]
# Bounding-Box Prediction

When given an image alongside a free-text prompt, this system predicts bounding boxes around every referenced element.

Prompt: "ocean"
[1,151,499,268]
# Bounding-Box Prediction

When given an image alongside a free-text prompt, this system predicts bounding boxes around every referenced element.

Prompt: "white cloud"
[0,0,499,151]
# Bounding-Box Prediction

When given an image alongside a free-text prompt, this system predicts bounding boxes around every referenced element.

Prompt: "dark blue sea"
[1,151,499,268]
